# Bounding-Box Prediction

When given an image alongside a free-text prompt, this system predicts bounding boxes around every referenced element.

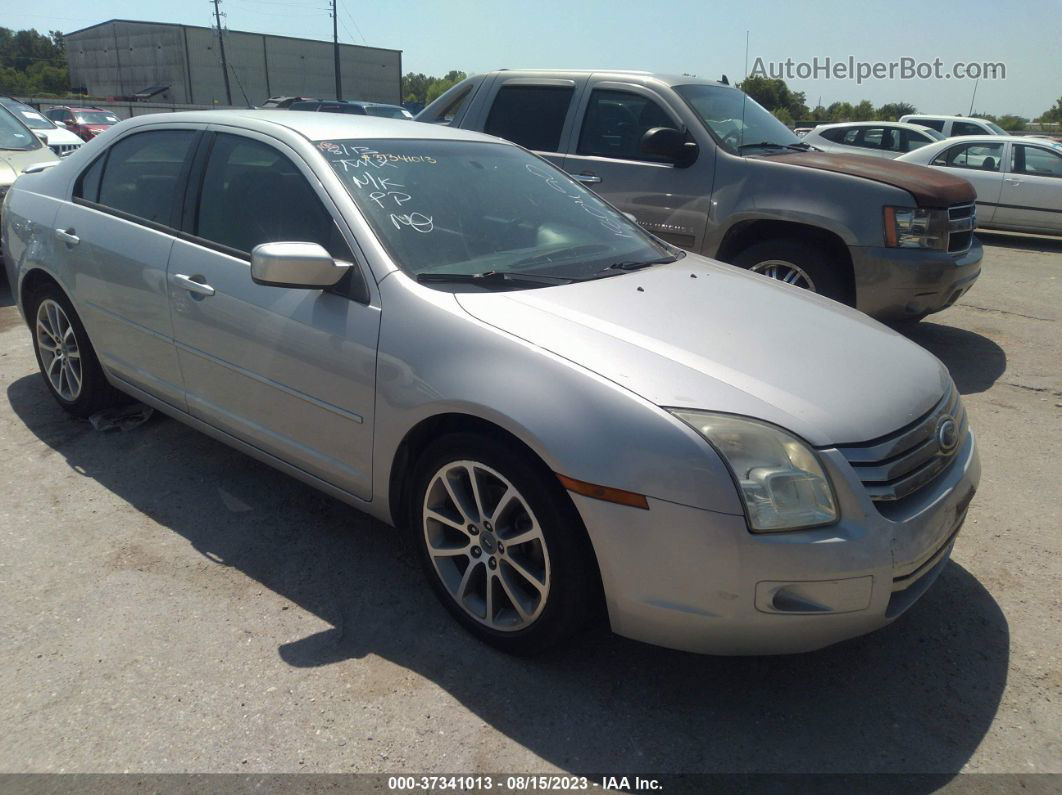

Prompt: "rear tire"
[733,238,850,304]
[28,284,127,418]
[409,432,599,655]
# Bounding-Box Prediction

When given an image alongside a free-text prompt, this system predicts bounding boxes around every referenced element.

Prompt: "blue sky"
[6,0,1061,117]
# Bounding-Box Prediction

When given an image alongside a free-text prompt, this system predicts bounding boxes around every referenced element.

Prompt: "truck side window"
[484,85,574,153]
[952,121,984,137]
[578,90,674,162]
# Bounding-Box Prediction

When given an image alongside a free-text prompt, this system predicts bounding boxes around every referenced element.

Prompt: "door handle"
[573,172,601,184]
[1005,179,1022,186]
[172,273,216,297]
[54,228,79,246]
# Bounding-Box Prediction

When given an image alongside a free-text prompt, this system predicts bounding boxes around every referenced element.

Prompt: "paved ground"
[0,232,1059,778]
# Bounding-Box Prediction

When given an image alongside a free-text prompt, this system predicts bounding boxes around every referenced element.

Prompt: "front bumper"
[574,431,980,655]
[850,238,982,320]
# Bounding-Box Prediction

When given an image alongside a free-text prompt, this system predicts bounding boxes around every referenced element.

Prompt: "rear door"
[563,82,710,250]
[166,129,379,500]
[477,76,586,170]
[929,140,1006,225]
[995,143,1062,233]
[53,127,200,406]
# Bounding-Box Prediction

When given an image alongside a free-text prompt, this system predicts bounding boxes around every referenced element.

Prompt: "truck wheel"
[410,432,599,655]
[733,239,849,304]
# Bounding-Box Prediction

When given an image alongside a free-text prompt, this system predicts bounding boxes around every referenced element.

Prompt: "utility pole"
[213,0,232,105]
[332,0,342,100]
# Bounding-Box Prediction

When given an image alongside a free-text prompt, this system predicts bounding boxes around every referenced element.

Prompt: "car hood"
[769,151,975,207]
[455,255,950,446]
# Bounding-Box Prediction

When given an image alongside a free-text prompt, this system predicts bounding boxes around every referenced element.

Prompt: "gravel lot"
[0,232,1059,779]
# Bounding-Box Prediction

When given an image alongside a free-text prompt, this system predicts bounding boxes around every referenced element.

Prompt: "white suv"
[0,97,83,157]
[899,114,1009,137]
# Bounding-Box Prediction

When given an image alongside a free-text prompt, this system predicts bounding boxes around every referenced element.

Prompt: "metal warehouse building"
[64,19,401,106]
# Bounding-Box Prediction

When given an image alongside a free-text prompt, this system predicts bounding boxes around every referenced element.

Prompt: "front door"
[929,140,1006,226]
[167,131,380,500]
[995,143,1062,233]
[563,83,711,251]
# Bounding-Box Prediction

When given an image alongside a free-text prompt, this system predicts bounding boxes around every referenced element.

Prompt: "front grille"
[50,143,82,157]
[946,203,975,252]
[837,384,966,502]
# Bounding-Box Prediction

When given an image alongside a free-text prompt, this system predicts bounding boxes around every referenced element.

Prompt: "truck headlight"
[668,410,837,532]
[884,206,948,249]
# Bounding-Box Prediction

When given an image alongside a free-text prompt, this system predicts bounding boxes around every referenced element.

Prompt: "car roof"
[490,68,730,88]
[812,121,940,131]
[933,134,1051,145]
[901,114,993,123]
[116,109,506,144]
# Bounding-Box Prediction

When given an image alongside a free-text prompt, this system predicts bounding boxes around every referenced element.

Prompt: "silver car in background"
[803,122,944,160]
[898,135,1062,236]
[2,111,980,655]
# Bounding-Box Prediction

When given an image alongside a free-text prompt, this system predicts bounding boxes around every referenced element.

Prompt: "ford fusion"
[1,111,979,654]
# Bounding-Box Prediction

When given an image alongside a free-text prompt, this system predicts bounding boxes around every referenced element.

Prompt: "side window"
[841,128,861,145]
[819,128,845,143]
[194,133,351,260]
[912,118,945,132]
[434,85,471,125]
[952,121,984,137]
[932,142,1004,171]
[1014,145,1062,178]
[74,154,106,203]
[95,130,197,227]
[484,85,574,152]
[577,89,675,161]
[900,130,933,152]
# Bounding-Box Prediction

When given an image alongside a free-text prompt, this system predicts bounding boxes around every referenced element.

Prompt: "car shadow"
[0,269,14,309]
[7,374,1009,779]
[977,231,1062,254]
[900,322,1007,395]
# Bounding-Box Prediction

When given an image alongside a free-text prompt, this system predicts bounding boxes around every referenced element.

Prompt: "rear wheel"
[410,433,598,654]
[29,284,126,417]
[733,238,849,304]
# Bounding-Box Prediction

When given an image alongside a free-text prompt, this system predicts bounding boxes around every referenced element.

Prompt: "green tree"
[995,114,1028,131]
[827,101,854,121]
[1036,96,1061,123]
[851,100,876,121]
[0,27,68,95]
[771,106,794,126]
[401,70,467,105]
[876,102,917,121]
[738,76,807,119]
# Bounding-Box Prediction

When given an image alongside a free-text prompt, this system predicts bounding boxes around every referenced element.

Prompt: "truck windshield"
[317,139,675,287]
[675,84,801,154]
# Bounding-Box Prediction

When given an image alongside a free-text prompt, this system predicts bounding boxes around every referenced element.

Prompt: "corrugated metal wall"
[65,20,401,106]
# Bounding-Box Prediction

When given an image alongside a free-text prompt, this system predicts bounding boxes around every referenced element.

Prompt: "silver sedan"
[2,111,980,655]
[897,135,1062,235]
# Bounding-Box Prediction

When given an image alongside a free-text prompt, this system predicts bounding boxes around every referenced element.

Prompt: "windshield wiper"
[416,270,575,287]
[605,253,684,272]
[738,141,811,153]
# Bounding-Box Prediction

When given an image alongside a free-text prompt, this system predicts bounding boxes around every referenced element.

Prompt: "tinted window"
[952,121,985,137]
[901,129,934,151]
[578,89,674,161]
[932,141,1004,171]
[288,101,319,111]
[434,86,471,124]
[1014,145,1062,178]
[485,85,573,152]
[909,118,945,132]
[195,133,350,258]
[74,155,105,202]
[96,130,196,225]
[818,127,846,143]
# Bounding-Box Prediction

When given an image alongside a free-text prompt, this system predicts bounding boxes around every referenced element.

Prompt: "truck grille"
[836,384,966,502]
[50,143,82,157]
[946,203,975,253]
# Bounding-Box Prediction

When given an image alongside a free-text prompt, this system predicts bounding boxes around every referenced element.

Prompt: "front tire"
[410,433,598,654]
[732,238,850,304]
[29,284,126,418]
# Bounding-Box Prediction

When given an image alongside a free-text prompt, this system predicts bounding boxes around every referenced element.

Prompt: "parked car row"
[43,106,120,141]
[0,97,84,157]
[3,71,981,657]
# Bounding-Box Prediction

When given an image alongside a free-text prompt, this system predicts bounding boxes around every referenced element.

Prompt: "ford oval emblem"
[936,416,959,454]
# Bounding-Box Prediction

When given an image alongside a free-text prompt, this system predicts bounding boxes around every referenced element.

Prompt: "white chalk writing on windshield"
[524,164,631,237]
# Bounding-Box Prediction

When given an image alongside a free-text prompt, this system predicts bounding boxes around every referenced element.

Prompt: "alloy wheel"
[36,298,83,402]
[750,259,817,291]
[422,460,551,631]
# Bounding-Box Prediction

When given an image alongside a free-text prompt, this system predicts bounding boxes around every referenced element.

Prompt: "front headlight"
[668,410,837,532]
[883,206,948,249]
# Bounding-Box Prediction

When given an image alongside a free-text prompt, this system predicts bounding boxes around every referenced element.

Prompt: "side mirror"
[250,242,350,289]
[640,127,699,167]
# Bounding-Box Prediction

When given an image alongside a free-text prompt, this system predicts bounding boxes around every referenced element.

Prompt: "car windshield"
[0,107,41,151]
[365,105,412,119]
[317,138,676,287]
[674,83,801,153]
[0,100,53,130]
[75,111,118,125]
[985,121,1008,135]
